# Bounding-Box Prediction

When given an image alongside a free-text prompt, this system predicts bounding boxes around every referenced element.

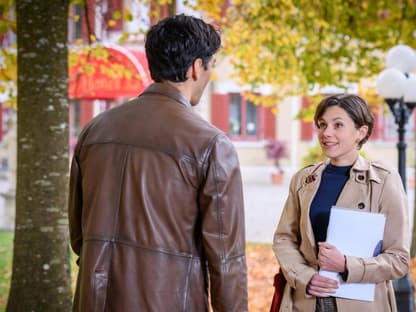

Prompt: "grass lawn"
[0,231,78,312]
[0,231,13,311]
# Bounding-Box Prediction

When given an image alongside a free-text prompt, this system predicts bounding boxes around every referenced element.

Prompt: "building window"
[230,94,242,136]
[383,110,414,141]
[229,94,258,139]
[68,4,83,42]
[372,107,415,142]
[300,96,314,141]
[211,92,276,141]
[70,100,81,138]
[246,98,258,136]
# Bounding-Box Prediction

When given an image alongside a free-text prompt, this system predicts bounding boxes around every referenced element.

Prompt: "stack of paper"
[319,206,386,301]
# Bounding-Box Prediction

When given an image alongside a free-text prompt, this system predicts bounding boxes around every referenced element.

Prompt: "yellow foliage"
[296,94,322,122]
[357,81,385,113]
[2,0,416,112]
[75,38,84,46]
[72,15,80,23]
[89,34,96,42]
[4,99,16,110]
[69,44,139,82]
[195,0,416,105]
[196,0,227,20]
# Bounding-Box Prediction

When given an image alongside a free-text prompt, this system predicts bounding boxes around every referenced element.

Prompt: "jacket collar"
[141,82,191,108]
[312,155,382,184]
[351,155,382,184]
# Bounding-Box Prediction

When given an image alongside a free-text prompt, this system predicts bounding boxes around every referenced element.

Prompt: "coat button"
[358,202,365,209]
[358,175,365,181]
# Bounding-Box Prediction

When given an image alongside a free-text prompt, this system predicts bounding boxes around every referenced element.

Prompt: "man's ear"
[191,58,203,81]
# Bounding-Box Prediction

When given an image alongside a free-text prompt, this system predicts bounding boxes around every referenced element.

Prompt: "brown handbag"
[270,268,286,312]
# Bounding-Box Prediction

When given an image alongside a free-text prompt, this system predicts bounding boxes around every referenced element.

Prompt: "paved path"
[241,166,290,244]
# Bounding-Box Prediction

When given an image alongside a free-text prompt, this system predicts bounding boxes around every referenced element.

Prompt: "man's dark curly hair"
[145,14,221,83]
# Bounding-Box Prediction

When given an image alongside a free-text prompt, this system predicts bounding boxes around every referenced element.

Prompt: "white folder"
[319,206,386,301]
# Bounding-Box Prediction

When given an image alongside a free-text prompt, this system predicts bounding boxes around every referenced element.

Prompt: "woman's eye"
[317,122,326,129]
[334,122,343,128]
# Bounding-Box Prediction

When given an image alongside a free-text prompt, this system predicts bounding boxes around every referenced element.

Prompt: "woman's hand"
[307,273,338,297]
[318,242,345,273]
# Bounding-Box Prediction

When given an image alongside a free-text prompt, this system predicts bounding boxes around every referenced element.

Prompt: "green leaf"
[112,10,122,20]
[0,21,7,35]
[70,0,85,5]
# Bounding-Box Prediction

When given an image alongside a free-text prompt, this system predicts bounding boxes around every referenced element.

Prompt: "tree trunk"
[7,1,72,311]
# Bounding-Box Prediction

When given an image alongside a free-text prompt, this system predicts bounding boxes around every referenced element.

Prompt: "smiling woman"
[314,95,372,167]
[316,106,368,166]
[273,94,410,312]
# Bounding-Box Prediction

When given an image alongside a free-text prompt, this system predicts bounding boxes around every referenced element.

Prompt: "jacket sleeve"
[68,122,93,259]
[68,149,83,258]
[272,171,316,295]
[346,170,410,283]
[198,134,248,312]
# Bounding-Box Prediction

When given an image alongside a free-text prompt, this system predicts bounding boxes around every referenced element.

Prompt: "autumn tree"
[6,0,72,310]
[205,0,416,105]
[200,0,416,257]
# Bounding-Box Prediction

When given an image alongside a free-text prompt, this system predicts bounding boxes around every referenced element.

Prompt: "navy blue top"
[309,163,352,244]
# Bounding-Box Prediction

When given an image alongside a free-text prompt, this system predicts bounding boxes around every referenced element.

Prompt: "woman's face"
[317,105,368,166]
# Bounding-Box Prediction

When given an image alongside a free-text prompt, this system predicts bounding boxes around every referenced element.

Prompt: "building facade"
[0,0,414,180]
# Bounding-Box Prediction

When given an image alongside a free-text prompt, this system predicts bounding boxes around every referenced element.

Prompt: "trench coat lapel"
[297,163,326,259]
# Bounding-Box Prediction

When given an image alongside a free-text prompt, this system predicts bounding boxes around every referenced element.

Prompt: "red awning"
[69,44,152,99]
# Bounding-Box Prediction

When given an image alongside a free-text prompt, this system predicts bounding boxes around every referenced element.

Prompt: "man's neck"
[163,80,191,103]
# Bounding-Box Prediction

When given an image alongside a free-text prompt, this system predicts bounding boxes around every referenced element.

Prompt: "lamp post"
[376,44,416,312]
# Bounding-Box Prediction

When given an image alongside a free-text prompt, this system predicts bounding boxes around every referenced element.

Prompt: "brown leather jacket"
[69,83,248,311]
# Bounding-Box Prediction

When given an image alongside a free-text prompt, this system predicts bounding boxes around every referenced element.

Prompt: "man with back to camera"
[68,14,248,311]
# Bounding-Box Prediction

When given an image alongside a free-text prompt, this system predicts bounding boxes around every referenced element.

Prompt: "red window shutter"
[211,1,230,29]
[211,94,229,134]
[82,0,96,41]
[149,1,176,26]
[263,106,276,140]
[300,96,314,141]
[80,100,94,129]
[370,107,382,140]
[0,103,3,141]
[107,0,123,31]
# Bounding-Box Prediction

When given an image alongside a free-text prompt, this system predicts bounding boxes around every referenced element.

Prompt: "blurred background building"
[0,0,414,231]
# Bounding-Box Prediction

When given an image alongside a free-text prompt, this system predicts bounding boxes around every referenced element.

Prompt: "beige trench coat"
[273,156,410,312]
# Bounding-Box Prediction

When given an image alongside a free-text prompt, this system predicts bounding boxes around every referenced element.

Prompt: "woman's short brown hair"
[314,94,374,149]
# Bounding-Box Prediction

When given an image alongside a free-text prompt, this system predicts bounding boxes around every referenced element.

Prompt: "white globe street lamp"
[376,44,416,312]
[376,44,416,188]
[386,44,416,73]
